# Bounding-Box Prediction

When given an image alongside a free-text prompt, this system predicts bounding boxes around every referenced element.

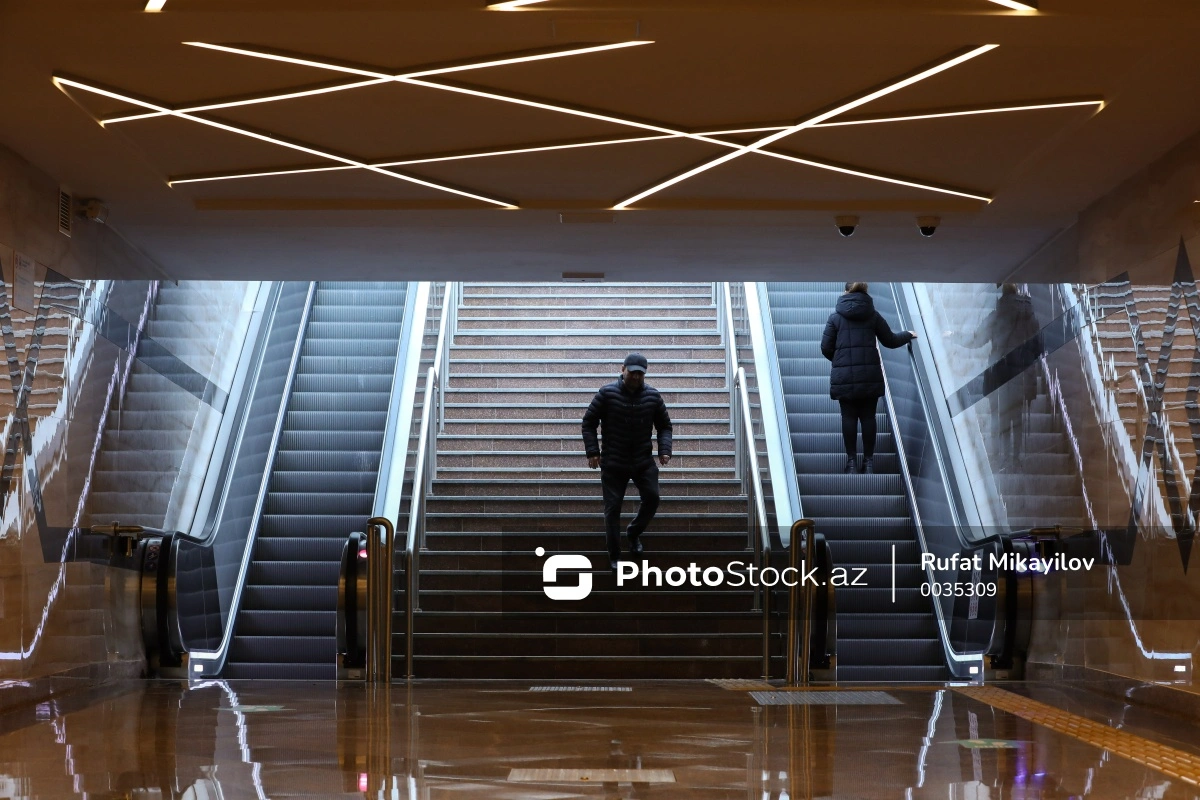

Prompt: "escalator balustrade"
[224,282,408,679]
[767,282,949,681]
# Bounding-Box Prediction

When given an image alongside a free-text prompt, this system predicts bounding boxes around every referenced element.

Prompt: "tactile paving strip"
[707,679,774,691]
[751,690,901,706]
[529,686,632,692]
[509,769,675,783]
[955,686,1200,787]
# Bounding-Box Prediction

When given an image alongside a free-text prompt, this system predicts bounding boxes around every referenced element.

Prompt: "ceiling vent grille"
[58,188,72,238]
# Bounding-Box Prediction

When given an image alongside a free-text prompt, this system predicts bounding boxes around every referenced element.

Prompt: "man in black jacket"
[582,353,673,570]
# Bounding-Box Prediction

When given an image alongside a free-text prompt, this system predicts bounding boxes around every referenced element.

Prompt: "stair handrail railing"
[734,366,773,679]
[402,281,457,679]
[745,283,804,537]
[438,281,461,432]
[718,284,738,434]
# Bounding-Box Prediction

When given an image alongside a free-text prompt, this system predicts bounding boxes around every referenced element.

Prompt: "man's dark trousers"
[601,461,660,560]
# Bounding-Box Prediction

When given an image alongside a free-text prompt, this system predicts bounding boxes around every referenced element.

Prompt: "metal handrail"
[734,367,772,679]
[373,283,429,522]
[719,284,738,436]
[401,281,457,678]
[879,337,986,680]
[404,369,437,679]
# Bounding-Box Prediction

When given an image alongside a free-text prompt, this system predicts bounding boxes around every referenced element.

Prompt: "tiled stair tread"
[445,402,732,408]
[423,494,742,501]
[447,370,725,376]
[406,282,761,679]
[445,387,727,394]
[454,328,723,334]
[452,360,726,366]
[451,343,725,349]
[426,513,745,520]
[459,313,716,320]
[432,448,735,455]
[437,430,731,438]
[461,306,714,312]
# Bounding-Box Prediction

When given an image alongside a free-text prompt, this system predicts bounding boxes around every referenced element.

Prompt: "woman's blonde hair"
[845,282,869,294]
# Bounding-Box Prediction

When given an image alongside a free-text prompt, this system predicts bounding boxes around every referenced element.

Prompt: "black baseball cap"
[623,353,648,373]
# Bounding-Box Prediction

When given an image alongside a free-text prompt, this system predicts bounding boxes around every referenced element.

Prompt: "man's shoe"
[862,457,874,474]
[844,456,858,474]
[628,535,644,555]
[609,554,621,571]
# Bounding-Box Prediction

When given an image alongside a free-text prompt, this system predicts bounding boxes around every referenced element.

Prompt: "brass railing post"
[366,517,395,683]
[787,519,816,686]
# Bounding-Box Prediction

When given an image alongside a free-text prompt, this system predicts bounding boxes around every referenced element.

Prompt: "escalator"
[766,282,948,681]
[223,282,408,679]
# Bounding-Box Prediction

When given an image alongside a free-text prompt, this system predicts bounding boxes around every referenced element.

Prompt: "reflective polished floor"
[1,679,1198,799]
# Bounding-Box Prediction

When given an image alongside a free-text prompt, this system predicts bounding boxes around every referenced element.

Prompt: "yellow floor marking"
[955,686,1200,787]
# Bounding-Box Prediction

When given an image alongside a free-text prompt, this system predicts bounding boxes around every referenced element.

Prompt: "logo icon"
[537,547,593,601]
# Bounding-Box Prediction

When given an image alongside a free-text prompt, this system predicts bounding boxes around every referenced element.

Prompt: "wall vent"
[562,272,605,282]
[58,188,72,237]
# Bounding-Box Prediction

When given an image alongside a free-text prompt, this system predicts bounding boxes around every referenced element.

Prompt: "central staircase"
[399,282,767,678]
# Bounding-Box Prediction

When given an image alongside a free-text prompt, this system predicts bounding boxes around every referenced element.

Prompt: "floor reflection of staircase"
[402,282,765,678]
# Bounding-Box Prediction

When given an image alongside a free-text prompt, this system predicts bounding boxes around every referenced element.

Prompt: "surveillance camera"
[835,215,859,238]
[79,198,110,224]
[917,215,940,238]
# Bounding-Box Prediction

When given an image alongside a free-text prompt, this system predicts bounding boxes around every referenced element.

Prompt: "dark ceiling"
[2,0,1199,281]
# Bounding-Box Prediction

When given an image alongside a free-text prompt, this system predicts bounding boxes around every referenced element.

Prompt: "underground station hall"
[4,1,1200,797]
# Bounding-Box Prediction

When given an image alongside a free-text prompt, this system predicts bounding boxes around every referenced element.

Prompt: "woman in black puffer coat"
[820,283,917,474]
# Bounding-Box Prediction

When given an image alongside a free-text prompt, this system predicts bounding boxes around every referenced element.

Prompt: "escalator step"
[270,471,380,494]
[272,451,390,472]
[799,494,909,518]
[253,537,348,561]
[837,637,943,666]
[258,515,373,538]
[262,491,376,516]
[241,584,338,612]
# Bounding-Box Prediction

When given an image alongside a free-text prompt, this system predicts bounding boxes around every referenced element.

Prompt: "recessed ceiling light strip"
[168,97,1104,186]
[52,77,517,208]
[987,0,1038,10]
[816,98,1103,127]
[757,150,992,202]
[488,0,552,8]
[159,40,1000,201]
[104,41,652,125]
[613,44,999,209]
[144,0,167,10]
[168,135,679,185]
[105,79,390,125]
